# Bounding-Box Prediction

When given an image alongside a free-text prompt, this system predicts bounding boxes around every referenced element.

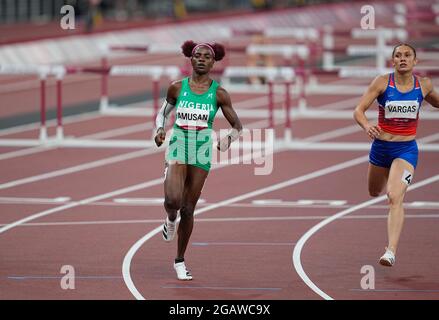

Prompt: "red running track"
[0,89,438,300]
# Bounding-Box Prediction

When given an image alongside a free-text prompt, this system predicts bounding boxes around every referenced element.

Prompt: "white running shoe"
[379,248,396,267]
[174,261,193,281]
[162,217,177,242]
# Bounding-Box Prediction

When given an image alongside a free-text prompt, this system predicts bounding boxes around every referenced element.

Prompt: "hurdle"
[0,63,180,148]
[59,64,183,148]
[0,64,58,144]
[303,24,439,113]
[394,2,439,27]
[246,44,309,63]
[178,28,439,122]
[98,43,182,113]
[221,66,295,141]
[220,66,439,152]
[322,27,406,72]
[72,64,181,118]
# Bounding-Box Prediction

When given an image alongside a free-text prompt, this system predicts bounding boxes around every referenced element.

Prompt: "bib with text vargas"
[377,73,423,136]
[384,100,420,119]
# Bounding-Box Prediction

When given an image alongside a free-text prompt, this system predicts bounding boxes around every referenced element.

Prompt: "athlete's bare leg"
[164,161,187,222]
[385,158,414,254]
[367,163,389,197]
[176,165,208,261]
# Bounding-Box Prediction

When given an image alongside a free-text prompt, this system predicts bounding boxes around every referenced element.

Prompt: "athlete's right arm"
[154,81,181,147]
[353,75,387,139]
[421,77,439,109]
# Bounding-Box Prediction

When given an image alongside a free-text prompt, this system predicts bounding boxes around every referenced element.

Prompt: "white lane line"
[302,124,360,142]
[0,146,58,161]
[0,93,272,137]
[114,198,206,204]
[122,131,439,300]
[79,121,154,140]
[252,199,347,206]
[0,94,276,161]
[350,288,439,293]
[191,242,295,246]
[75,93,274,139]
[0,135,275,234]
[0,107,284,239]
[310,96,361,111]
[297,200,347,206]
[418,132,439,144]
[0,178,164,234]
[0,112,155,162]
[85,201,439,210]
[8,198,434,211]
[0,93,281,169]
[0,196,70,204]
[0,128,435,211]
[410,201,439,207]
[122,155,369,300]
[0,111,101,137]
[161,285,282,291]
[7,275,122,280]
[0,148,161,190]
[0,92,276,141]
[0,111,106,161]
[2,213,439,227]
[0,93,361,161]
[0,101,362,190]
[292,173,439,301]
[0,118,433,295]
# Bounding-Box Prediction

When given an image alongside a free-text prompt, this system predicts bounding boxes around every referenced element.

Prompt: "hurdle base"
[99,97,110,113]
[284,128,293,143]
[39,127,47,141]
[56,127,64,140]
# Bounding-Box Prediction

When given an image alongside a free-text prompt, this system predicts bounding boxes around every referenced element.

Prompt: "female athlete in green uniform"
[154,40,243,280]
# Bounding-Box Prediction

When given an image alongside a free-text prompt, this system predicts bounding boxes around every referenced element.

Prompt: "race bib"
[385,100,419,119]
[175,108,210,128]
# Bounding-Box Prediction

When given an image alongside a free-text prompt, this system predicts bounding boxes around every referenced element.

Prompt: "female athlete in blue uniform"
[354,44,439,266]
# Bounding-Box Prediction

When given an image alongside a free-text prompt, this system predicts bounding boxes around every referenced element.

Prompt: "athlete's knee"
[368,184,383,197]
[368,182,384,197]
[180,204,195,219]
[369,189,381,197]
[386,190,403,206]
[164,195,181,211]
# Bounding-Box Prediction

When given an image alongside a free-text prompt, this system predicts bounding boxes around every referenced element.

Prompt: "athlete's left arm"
[216,86,243,151]
[422,77,439,109]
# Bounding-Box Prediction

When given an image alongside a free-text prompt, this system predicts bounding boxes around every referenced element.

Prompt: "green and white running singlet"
[166,77,219,171]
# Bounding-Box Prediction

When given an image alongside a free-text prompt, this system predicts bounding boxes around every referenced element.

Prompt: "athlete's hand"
[365,124,382,139]
[154,128,166,147]
[217,135,231,151]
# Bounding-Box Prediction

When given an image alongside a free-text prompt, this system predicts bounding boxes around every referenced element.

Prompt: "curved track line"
[122,155,369,300]
[292,173,439,300]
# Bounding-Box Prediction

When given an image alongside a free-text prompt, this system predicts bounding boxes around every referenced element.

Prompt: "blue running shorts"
[369,139,418,169]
